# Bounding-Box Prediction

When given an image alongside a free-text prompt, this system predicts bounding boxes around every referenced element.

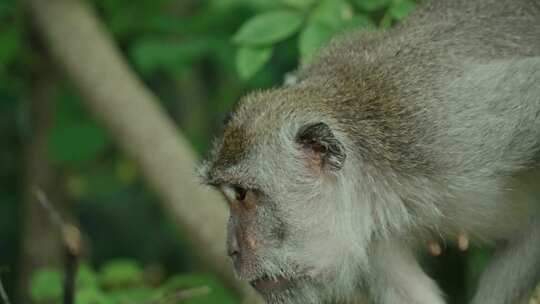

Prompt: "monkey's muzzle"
[250,274,290,293]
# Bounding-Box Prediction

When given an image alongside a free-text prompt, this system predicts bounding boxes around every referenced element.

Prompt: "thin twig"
[0,275,11,304]
[35,187,65,228]
[34,188,80,304]
[62,224,81,304]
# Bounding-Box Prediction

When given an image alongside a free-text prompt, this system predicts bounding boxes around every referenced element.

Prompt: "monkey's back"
[404,0,540,58]
[298,0,540,241]
[403,0,540,176]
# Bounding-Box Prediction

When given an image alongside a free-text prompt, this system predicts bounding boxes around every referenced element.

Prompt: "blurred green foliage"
[29,261,236,304]
[0,0,489,303]
[30,269,63,301]
[232,0,415,78]
[49,93,109,166]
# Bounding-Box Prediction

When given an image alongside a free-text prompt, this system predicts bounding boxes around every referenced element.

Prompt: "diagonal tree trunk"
[21,0,261,301]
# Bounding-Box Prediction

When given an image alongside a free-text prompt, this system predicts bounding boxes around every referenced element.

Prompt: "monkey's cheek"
[305,266,325,279]
[250,272,316,298]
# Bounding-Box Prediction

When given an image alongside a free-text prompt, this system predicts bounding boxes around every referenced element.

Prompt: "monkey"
[199,0,540,303]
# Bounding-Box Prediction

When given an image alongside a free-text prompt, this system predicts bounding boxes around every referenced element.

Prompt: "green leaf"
[310,0,354,30]
[49,91,108,165]
[131,38,221,75]
[55,91,89,125]
[389,0,415,20]
[211,0,281,11]
[108,287,157,303]
[160,274,237,304]
[379,11,393,28]
[77,167,124,199]
[299,22,334,64]
[77,263,99,288]
[341,14,375,31]
[236,46,273,79]
[352,0,391,12]
[99,259,143,287]
[48,121,108,165]
[115,158,137,185]
[280,0,315,9]
[65,174,87,199]
[0,0,15,18]
[0,27,21,71]
[75,288,115,304]
[30,268,62,301]
[233,10,304,45]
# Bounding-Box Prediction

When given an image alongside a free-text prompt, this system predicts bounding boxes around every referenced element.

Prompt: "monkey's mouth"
[250,274,291,293]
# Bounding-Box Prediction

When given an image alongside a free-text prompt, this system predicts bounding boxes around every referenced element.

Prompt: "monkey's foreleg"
[471,216,540,304]
[369,241,446,304]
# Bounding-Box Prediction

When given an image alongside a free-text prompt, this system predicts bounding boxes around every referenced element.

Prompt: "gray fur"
[201,0,540,303]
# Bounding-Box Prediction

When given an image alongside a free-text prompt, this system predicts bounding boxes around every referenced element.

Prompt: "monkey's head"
[200,86,395,304]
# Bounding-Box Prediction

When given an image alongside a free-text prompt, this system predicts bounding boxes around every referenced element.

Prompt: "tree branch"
[35,189,80,304]
[21,0,260,300]
[0,275,11,304]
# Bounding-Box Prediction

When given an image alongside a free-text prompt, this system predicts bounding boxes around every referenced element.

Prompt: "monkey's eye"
[233,186,247,201]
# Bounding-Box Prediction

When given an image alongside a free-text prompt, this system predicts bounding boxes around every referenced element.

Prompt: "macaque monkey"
[200,0,540,303]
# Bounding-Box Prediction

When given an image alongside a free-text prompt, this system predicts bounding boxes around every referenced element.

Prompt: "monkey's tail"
[471,215,540,304]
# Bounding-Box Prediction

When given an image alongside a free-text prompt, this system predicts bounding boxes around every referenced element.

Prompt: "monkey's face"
[201,90,377,304]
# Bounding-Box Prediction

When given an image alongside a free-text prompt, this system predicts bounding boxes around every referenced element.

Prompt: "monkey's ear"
[295,122,346,171]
